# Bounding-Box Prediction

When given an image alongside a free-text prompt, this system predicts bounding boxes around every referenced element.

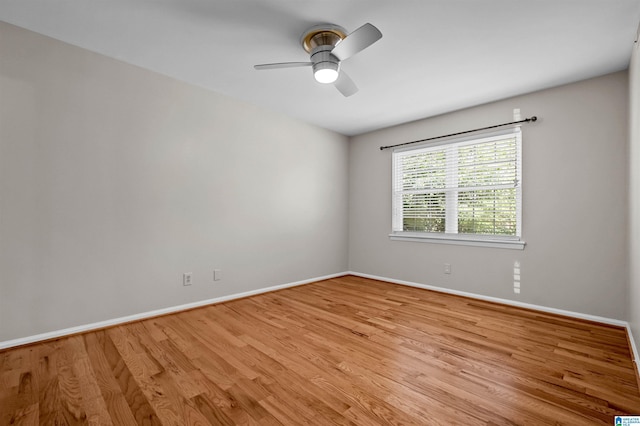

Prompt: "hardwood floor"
[1,275,639,425]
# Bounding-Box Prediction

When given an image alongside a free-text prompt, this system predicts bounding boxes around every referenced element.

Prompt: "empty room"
[2,0,640,424]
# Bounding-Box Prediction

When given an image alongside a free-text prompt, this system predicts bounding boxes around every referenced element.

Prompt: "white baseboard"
[348,271,640,380]
[627,326,640,378]
[0,271,349,350]
[4,270,639,383]
[348,271,628,327]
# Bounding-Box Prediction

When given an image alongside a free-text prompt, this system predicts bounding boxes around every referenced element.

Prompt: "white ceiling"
[2,0,640,136]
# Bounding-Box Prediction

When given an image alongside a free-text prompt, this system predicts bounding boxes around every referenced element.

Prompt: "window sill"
[389,233,526,250]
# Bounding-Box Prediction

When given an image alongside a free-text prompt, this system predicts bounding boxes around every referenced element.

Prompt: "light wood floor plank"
[1,275,639,424]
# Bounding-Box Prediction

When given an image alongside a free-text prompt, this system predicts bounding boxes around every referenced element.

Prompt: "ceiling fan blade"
[254,62,312,70]
[334,71,358,97]
[331,23,382,61]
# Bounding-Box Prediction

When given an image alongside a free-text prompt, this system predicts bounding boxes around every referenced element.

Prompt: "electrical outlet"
[213,269,222,281]
[183,272,193,286]
[444,263,451,274]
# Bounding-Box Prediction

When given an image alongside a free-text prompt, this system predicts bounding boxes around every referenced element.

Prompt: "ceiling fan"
[254,23,382,97]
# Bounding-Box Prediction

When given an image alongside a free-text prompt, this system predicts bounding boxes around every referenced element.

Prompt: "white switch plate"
[444,263,451,274]
[213,269,222,281]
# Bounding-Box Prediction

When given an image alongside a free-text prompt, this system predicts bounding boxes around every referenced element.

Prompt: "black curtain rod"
[379,116,538,151]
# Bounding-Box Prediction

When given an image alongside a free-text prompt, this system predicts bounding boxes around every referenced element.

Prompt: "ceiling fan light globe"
[314,68,339,84]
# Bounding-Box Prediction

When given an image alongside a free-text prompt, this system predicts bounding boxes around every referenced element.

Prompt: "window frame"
[390,128,525,250]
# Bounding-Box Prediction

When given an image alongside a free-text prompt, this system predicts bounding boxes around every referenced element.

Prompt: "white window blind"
[392,129,522,245]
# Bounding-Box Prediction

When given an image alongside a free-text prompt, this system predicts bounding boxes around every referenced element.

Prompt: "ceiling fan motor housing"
[301,24,347,84]
[300,24,347,52]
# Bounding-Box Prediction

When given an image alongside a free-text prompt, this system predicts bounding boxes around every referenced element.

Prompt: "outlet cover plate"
[183,272,193,286]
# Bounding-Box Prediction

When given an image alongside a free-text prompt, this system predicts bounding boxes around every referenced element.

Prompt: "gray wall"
[629,36,640,353]
[0,20,634,344]
[349,72,629,320]
[0,22,349,341]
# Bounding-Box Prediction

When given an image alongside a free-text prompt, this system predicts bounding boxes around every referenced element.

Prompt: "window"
[391,129,524,249]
